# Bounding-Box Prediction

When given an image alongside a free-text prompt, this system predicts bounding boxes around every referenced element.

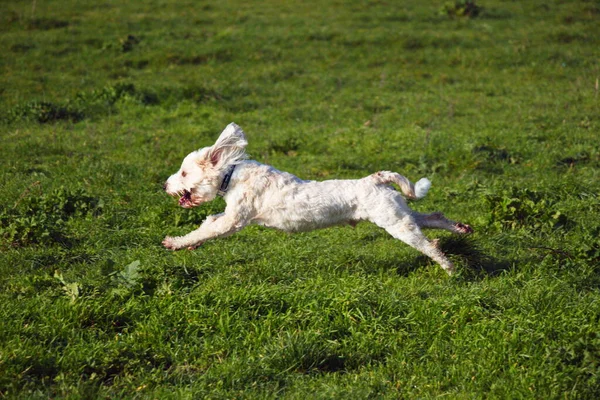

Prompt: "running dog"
[163,123,472,275]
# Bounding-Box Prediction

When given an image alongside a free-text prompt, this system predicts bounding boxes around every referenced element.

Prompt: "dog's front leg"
[163,213,245,250]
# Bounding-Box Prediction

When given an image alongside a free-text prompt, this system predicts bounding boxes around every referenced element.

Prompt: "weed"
[484,187,568,231]
[3,83,161,124]
[5,101,83,124]
[577,228,600,264]
[472,145,514,164]
[440,1,481,19]
[27,18,69,30]
[0,187,102,247]
[54,270,81,302]
[120,34,140,53]
[557,152,593,168]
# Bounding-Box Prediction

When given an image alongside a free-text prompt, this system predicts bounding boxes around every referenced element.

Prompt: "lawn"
[1,0,599,398]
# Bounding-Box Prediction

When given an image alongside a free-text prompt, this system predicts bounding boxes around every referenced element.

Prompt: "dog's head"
[164,123,248,208]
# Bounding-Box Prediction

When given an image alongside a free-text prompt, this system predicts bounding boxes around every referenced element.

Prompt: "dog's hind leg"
[413,212,473,234]
[381,219,456,275]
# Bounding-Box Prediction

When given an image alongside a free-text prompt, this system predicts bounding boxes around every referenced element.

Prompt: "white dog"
[163,123,472,275]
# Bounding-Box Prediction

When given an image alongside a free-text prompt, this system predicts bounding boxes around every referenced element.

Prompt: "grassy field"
[1,0,599,398]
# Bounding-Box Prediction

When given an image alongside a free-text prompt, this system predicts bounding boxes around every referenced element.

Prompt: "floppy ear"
[207,123,248,168]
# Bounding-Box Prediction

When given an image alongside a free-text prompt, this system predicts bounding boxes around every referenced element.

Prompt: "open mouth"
[178,190,193,207]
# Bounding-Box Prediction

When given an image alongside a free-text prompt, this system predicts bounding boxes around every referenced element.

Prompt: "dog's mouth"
[178,190,195,208]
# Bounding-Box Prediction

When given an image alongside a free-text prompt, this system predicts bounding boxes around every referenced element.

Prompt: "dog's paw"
[163,236,202,250]
[454,223,473,234]
[162,236,181,250]
[443,264,456,276]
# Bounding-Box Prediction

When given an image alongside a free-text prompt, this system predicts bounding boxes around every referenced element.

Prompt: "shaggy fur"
[163,123,473,275]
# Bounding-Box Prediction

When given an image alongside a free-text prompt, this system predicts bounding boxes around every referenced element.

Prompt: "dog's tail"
[373,171,431,200]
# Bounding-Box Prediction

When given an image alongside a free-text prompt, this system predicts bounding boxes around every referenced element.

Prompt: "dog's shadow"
[412,235,511,279]
[347,235,509,279]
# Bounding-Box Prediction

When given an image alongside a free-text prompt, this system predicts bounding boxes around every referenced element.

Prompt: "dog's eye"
[181,171,187,177]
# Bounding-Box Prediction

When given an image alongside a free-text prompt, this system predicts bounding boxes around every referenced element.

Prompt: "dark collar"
[217,165,236,197]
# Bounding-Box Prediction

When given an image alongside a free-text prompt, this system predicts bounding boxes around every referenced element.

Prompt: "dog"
[163,123,473,275]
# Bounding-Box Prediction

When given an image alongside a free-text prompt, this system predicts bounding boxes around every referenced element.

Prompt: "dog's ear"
[207,123,248,168]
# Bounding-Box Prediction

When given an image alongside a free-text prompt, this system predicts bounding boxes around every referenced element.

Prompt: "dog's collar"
[217,165,236,197]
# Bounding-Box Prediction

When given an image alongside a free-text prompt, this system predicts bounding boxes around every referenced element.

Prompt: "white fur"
[163,123,472,275]
[414,178,431,199]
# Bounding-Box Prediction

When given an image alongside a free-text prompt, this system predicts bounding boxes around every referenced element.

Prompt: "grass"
[1,0,599,398]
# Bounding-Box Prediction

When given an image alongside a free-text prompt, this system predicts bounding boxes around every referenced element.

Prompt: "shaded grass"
[1,0,600,398]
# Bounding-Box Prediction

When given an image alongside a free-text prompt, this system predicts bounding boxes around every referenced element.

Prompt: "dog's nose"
[163,182,168,192]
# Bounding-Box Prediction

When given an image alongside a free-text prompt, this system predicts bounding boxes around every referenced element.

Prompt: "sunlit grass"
[1,0,599,398]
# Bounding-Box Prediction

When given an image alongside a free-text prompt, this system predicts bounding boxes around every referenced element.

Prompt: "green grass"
[1,0,599,398]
